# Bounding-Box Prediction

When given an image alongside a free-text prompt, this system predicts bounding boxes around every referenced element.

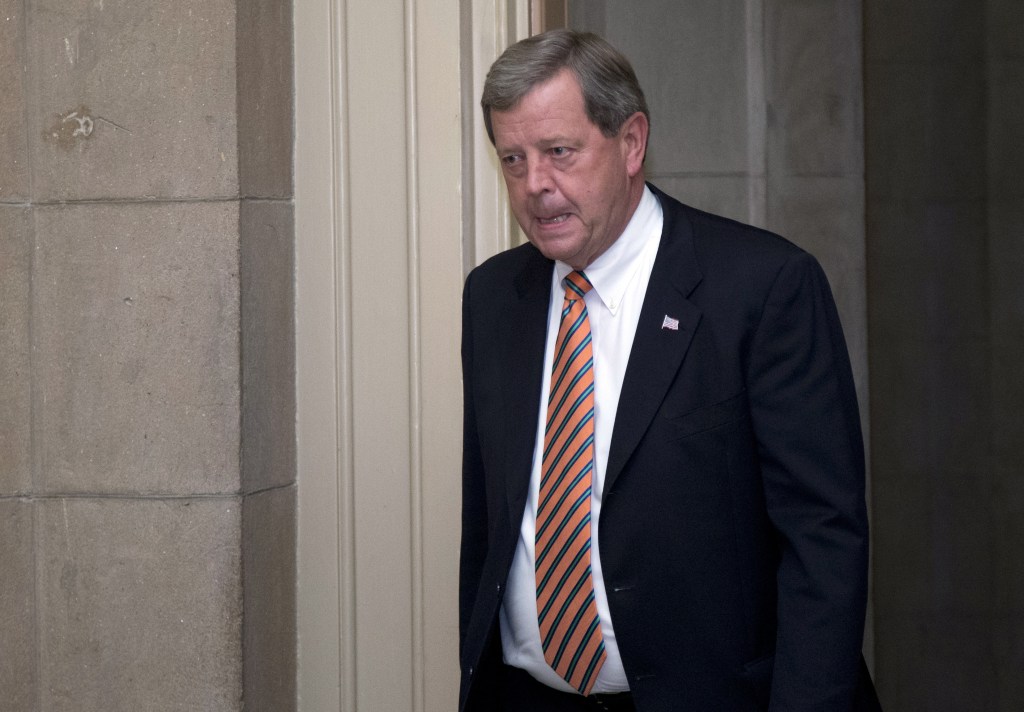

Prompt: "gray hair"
[481,29,649,144]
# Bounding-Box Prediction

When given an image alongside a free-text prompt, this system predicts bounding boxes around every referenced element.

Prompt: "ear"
[620,111,649,177]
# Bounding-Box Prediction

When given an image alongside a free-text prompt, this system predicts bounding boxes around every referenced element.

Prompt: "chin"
[529,235,582,264]
[535,245,578,266]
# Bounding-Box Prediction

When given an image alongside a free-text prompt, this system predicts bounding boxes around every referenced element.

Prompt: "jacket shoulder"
[469,241,544,277]
[465,242,551,300]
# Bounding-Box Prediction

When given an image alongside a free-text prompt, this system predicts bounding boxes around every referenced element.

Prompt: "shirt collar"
[555,185,661,316]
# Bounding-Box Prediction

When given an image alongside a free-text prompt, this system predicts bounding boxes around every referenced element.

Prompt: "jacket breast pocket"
[661,391,748,440]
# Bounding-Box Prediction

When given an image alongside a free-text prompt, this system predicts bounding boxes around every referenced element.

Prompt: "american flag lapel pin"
[661,314,680,331]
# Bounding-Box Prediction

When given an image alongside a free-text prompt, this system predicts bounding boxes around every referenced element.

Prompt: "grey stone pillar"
[0,1,295,709]
[988,7,1024,707]
[866,0,1024,708]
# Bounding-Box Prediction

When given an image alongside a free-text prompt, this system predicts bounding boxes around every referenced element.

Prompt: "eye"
[501,153,523,166]
[550,146,570,158]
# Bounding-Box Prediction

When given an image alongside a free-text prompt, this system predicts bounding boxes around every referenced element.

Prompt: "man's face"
[490,69,648,270]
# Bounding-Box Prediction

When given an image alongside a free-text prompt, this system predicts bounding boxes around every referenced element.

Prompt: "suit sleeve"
[746,251,869,710]
[459,270,488,656]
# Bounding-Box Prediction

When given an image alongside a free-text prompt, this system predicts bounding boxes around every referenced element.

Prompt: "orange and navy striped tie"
[536,270,606,695]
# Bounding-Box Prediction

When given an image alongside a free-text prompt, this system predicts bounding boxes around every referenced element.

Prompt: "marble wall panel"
[32,201,240,495]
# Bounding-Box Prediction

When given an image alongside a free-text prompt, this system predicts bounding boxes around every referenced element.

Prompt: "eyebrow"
[497,135,577,154]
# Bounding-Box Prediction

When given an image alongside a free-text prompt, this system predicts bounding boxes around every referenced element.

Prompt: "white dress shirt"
[499,186,664,694]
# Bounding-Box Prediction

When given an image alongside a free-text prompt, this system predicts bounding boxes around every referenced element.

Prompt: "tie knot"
[564,271,593,301]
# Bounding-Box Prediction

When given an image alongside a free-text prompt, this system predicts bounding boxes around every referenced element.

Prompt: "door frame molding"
[293,1,528,709]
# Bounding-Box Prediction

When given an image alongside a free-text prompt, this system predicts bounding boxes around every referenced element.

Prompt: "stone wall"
[570,0,870,433]
[0,1,295,709]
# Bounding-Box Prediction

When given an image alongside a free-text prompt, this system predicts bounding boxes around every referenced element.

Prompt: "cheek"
[562,177,596,211]
[578,186,610,225]
[503,179,528,207]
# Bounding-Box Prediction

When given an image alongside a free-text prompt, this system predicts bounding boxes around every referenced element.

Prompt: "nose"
[524,158,553,197]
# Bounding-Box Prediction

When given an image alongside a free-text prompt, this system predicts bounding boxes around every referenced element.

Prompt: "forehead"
[490,69,594,146]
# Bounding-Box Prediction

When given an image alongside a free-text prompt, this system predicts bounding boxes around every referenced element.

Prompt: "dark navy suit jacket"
[460,185,881,711]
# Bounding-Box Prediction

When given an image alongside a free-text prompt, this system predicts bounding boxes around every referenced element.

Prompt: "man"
[460,29,881,711]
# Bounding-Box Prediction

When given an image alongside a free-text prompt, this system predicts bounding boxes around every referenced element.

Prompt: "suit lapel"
[604,193,703,495]
[499,250,553,528]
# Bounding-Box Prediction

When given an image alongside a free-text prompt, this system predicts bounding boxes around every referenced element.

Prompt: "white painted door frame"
[293,2,527,709]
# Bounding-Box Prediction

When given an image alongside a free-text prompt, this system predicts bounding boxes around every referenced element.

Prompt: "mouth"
[537,213,571,226]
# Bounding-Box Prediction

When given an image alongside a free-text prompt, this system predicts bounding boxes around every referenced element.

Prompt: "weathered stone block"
[0,206,32,495]
[243,486,296,712]
[37,497,243,711]
[32,202,241,495]
[0,0,29,201]
[240,200,295,494]
[0,500,36,711]
[27,0,238,201]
